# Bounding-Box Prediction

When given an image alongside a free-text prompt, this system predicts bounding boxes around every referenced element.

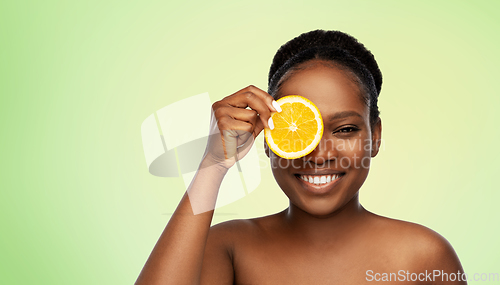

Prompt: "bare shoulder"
[207,210,287,261]
[209,210,285,241]
[370,215,455,252]
[368,214,464,273]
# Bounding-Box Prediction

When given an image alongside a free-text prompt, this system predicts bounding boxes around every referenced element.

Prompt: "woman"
[136,30,466,284]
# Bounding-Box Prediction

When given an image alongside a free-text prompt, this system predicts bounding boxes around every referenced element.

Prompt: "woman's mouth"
[294,173,345,194]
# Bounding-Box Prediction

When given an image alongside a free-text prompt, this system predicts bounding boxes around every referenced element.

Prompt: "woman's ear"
[264,140,270,158]
[371,117,382,158]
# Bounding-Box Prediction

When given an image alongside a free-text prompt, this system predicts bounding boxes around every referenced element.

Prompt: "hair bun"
[268,30,382,95]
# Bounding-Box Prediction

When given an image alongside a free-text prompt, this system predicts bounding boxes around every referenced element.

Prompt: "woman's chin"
[296,200,344,218]
[291,192,360,218]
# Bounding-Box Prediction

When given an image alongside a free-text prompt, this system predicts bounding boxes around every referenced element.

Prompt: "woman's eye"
[334,126,359,134]
[340,127,355,132]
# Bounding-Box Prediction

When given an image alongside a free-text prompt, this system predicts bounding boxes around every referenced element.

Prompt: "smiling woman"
[267,63,377,217]
[135,30,466,285]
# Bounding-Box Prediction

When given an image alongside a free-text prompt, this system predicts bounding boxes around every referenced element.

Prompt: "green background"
[1,0,499,284]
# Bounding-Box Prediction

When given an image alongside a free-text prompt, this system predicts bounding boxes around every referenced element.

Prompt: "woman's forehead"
[277,64,369,118]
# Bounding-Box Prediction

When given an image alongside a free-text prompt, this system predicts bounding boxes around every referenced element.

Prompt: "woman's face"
[266,61,381,217]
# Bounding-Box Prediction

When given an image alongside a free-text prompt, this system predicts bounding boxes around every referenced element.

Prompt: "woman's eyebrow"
[328,111,363,121]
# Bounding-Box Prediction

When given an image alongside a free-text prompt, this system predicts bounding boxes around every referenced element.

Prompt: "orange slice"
[265,95,323,159]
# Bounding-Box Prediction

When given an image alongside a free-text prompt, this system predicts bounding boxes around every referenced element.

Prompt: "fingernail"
[268,117,275,130]
[272,100,282,112]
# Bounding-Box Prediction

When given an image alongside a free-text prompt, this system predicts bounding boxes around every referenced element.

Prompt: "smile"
[298,174,343,185]
[294,173,345,194]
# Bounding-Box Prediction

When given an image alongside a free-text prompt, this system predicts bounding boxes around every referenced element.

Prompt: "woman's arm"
[135,85,277,285]
[135,161,228,285]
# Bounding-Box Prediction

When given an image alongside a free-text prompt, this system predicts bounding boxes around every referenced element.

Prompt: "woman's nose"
[302,135,337,166]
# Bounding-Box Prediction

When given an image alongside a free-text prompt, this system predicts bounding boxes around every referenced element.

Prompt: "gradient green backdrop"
[1,0,499,284]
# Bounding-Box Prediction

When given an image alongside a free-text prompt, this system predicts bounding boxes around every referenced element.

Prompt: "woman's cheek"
[337,137,372,170]
[358,137,373,170]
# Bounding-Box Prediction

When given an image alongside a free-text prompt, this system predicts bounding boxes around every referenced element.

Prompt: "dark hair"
[268,30,382,128]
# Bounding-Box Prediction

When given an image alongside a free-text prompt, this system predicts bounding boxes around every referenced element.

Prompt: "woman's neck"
[282,193,368,246]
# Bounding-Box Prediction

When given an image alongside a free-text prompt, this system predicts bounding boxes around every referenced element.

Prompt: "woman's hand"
[202,85,280,170]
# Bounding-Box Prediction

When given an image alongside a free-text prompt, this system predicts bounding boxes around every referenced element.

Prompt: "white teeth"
[299,174,342,185]
[320,176,326,184]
